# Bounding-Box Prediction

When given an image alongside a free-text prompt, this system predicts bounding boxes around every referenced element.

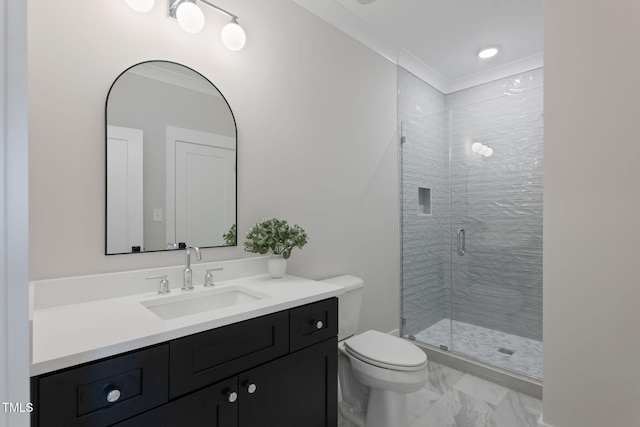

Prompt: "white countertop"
[31,273,344,376]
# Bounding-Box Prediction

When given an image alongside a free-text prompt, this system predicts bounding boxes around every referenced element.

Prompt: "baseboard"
[538,414,553,427]
[389,328,399,337]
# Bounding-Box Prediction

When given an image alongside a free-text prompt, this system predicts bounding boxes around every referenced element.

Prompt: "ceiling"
[295,0,543,93]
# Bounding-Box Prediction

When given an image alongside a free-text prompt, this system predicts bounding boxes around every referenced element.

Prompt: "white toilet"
[321,275,428,427]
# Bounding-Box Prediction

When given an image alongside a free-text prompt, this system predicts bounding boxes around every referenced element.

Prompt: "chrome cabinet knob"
[226,391,238,403]
[106,388,121,403]
[246,383,257,394]
[316,320,324,329]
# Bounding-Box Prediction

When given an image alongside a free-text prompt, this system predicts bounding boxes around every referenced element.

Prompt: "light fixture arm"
[168,0,239,22]
[168,0,185,18]
[199,0,238,21]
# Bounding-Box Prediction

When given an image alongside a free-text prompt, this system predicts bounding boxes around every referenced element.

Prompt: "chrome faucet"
[182,246,201,291]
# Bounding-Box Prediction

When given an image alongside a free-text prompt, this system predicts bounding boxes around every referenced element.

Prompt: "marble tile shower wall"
[399,69,450,336]
[399,67,544,341]
[448,68,543,341]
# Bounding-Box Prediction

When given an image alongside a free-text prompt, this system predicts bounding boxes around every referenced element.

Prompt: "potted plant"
[243,218,309,278]
[222,223,237,246]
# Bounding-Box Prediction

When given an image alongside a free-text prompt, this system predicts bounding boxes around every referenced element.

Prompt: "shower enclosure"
[399,67,543,381]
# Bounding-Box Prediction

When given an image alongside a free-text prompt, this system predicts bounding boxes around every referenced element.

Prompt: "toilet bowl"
[339,330,428,427]
[320,276,429,427]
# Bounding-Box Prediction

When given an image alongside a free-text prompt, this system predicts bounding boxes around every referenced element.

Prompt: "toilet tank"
[320,275,364,341]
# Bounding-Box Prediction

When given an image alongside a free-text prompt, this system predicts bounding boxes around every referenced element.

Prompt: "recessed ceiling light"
[478,47,499,59]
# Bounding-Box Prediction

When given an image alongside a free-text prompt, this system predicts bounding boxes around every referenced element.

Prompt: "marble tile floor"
[338,360,542,427]
[412,319,543,381]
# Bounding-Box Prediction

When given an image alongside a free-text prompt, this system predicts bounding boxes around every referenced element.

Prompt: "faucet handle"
[146,275,170,294]
[204,268,224,287]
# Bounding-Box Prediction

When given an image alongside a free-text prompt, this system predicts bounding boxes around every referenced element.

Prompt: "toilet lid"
[344,330,427,371]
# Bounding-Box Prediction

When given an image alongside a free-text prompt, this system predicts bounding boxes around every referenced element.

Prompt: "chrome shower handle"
[457,228,465,256]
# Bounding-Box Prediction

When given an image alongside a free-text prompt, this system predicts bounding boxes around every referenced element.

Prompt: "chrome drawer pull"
[316,320,324,329]
[246,383,257,394]
[106,388,121,403]
[226,391,238,403]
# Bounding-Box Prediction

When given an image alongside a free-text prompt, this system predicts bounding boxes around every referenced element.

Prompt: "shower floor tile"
[412,319,543,380]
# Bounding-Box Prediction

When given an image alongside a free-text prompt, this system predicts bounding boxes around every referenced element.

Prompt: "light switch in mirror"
[105,61,237,254]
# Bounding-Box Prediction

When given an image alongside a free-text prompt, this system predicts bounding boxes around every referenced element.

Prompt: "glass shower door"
[447,76,544,379]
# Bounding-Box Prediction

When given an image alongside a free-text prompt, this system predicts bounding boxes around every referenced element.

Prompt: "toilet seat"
[344,330,428,372]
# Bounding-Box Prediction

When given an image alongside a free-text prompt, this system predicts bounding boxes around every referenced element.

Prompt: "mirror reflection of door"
[105,61,237,254]
[166,126,236,248]
[106,125,144,253]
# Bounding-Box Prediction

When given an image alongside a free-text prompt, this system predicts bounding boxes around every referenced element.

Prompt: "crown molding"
[295,0,542,94]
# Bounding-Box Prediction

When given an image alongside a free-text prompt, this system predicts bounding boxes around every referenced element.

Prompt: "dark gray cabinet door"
[238,337,337,427]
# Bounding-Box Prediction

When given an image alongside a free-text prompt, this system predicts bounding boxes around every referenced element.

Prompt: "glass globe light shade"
[471,142,483,152]
[479,145,490,156]
[221,21,246,51]
[176,2,205,34]
[125,0,155,13]
[484,147,494,157]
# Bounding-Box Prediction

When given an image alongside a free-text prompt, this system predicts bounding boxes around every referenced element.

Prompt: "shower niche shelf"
[418,187,431,215]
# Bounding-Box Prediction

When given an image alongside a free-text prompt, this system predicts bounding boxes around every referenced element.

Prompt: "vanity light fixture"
[125,0,156,13]
[478,47,499,59]
[168,0,247,51]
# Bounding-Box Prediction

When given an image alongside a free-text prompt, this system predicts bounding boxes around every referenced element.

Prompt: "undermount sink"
[141,285,270,320]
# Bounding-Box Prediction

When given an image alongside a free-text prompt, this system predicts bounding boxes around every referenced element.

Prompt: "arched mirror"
[105,61,237,254]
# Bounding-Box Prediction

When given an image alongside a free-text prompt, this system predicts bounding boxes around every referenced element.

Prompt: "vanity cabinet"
[31,298,338,427]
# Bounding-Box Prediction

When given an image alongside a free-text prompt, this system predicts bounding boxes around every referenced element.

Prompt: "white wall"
[27,0,399,334]
[544,1,640,426]
[1,0,30,425]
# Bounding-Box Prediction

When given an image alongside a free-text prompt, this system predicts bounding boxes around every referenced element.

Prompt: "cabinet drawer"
[289,298,338,352]
[170,311,288,398]
[114,377,238,427]
[34,344,168,427]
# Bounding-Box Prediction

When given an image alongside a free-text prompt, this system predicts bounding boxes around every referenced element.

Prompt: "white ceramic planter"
[268,254,287,279]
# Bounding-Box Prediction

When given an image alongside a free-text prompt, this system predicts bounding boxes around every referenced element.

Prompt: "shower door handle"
[457,228,465,256]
